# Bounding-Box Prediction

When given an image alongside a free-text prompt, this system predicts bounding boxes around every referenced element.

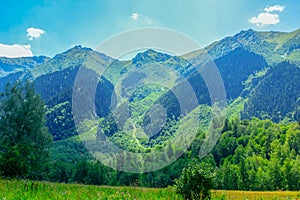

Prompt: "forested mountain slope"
[0,29,299,189]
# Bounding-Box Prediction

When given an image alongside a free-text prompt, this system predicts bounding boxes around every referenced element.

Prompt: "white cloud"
[264,5,285,13]
[0,43,33,58]
[26,27,46,40]
[131,13,140,20]
[249,12,280,26]
[130,13,152,25]
[249,4,284,27]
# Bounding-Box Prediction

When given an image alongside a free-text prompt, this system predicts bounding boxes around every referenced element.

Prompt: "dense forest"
[45,117,300,190]
[1,82,299,190]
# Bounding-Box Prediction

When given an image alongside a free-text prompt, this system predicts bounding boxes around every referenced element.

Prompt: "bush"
[174,163,214,200]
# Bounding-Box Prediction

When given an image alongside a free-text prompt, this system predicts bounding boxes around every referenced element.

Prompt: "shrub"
[174,164,214,200]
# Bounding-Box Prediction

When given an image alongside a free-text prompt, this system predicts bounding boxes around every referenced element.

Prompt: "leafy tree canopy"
[0,81,52,179]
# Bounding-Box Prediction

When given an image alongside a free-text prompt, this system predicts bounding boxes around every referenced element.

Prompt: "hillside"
[243,62,300,122]
[1,29,299,127]
[204,28,300,65]
[0,28,300,190]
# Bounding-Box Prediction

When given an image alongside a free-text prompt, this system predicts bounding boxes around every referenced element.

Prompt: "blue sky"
[0,0,299,58]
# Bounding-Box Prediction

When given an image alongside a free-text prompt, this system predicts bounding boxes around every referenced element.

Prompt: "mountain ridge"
[0,28,299,141]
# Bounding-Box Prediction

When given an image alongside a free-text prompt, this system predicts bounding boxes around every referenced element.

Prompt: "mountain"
[0,56,49,77]
[31,45,114,78]
[185,28,300,121]
[0,56,49,90]
[0,29,300,143]
[132,49,172,67]
[32,45,116,140]
[186,28,300,65]
[1,28,300,189]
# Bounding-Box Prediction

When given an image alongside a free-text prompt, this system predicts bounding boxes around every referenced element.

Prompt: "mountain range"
[0,28,299,144]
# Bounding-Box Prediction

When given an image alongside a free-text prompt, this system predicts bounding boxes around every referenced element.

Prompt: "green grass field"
[0,179,299,200]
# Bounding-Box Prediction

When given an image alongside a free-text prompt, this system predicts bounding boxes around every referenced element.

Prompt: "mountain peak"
[132,49,171,67]
[62,45,93,56]
[31,45,114,77]
[242,29,256,34]
[73,45,83,49]
[70,45,93,51]
[143,49,158,54]
[234,29,260,40]
[136,49,164,57]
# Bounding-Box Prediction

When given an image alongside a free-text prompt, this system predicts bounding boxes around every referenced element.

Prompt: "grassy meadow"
[0,179,300,200]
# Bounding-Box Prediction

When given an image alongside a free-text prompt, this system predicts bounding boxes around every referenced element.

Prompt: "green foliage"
[214,118,300,191]
[44,116,300,191]
[0,81,52,179]
[175,164,214,200]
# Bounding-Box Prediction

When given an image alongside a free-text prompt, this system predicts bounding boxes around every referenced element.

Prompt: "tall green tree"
[0,81,52,179]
